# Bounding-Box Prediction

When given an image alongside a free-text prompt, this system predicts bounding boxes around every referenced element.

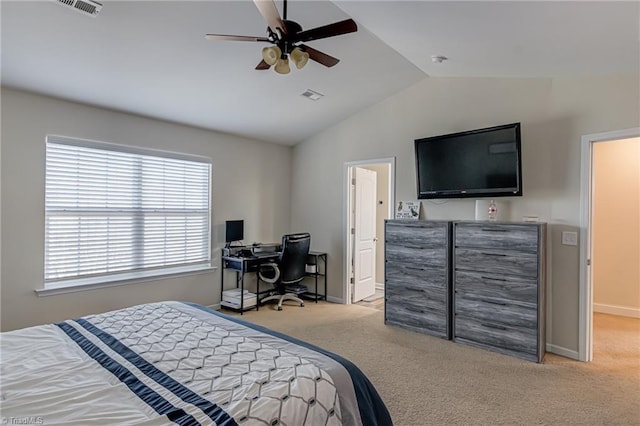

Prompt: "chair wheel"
[277,306,283,311]
[300,303,305,307]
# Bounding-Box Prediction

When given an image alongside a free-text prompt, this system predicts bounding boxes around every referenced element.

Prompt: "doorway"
[344,158,395,305]
[579,128,640,362]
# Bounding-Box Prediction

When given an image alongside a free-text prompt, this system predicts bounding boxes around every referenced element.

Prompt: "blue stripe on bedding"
[56,321,199,426]
[74,318,238,426]
[185,302,394,426]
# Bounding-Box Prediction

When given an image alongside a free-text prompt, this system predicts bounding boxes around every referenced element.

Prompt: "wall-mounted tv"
[415,123,522,199]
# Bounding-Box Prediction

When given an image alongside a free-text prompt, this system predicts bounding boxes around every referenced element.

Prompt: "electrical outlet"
[561,231,578,246]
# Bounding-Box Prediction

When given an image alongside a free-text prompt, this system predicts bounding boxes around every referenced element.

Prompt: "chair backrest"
[279,233,311,285]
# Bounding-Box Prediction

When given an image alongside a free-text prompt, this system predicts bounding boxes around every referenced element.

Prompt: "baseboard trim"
[594,303,640,318]
[326,296,344,304]
[375,282,384,291]
[546,343,580,360]
[207,303,221,311]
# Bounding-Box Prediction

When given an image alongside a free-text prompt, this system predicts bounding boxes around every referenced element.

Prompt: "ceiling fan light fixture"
[290,47,309,69]
[274,57,290,74]
[262,46,282,66]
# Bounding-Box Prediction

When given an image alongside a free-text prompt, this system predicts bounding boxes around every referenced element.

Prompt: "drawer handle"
[481,322,508,331]
[405,287,426,293]
[480,228,508,232]
[481,276,506,282]
[484,299,507,306]
[405,245,436,250]
[405,306,425,314]
[482,252,507,257]
[405,266,425,272]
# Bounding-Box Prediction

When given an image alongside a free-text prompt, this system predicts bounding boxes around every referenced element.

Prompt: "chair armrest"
[258,262,280,284]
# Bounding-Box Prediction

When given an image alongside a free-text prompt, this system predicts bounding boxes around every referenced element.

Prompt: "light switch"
[562,231,578,246]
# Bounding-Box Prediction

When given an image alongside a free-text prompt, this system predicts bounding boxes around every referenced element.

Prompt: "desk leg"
[239,271,244,315]
[220,261,224,305]
[323,255,327,302]
[315,272,318,303]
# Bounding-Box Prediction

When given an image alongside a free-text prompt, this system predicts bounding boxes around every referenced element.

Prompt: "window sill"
[35,264,217,297]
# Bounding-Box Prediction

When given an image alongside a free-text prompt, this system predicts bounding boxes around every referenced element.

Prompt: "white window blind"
[45,136,211,284]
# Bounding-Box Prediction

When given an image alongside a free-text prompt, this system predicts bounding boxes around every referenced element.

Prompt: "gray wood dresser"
[384,219,546,363]
[453,221,546,362]
[384,220,452,339]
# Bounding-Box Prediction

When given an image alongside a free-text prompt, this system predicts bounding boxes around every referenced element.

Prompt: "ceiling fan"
[205,0,358,74]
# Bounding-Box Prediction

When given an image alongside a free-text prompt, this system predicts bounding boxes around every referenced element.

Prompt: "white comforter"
[1,302,387,425]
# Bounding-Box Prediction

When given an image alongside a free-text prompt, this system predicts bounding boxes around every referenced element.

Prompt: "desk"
[220,253,279,314]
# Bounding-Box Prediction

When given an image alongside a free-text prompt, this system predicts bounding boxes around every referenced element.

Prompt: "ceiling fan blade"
[293,19,357,43]
[255,59,271,70]
[253,0,287,35]
[205,34,270,42]
[300,44,340,68]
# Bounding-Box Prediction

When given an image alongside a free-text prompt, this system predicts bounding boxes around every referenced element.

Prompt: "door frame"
[579,127,640,362]
[343,157,395,304]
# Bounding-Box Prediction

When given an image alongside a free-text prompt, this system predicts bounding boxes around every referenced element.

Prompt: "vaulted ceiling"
[2,1,638,145]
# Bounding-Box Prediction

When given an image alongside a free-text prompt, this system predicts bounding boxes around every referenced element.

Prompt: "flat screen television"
[415,123,522,199]
[225,220,244,247]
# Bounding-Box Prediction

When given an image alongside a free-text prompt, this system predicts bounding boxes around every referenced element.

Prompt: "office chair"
[258,233,311,311]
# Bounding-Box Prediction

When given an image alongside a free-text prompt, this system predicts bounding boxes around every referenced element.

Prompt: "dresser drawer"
[454,270,537,304]
[455,248,538,278]
[386,283,446,309]
[386,298,447,337]
[386,263,447,290]
[454,291,537,329]
[454,316,538,359]
[455,223,539,252]
[386,221,448,247]
[386,244,447,268]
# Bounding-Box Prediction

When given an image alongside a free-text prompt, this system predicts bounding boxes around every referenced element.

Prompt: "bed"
[0,301,392,425]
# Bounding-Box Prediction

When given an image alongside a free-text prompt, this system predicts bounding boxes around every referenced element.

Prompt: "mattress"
[0,301,392,425]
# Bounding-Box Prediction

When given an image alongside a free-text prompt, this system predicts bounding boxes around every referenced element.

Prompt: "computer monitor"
[225,220,244,247]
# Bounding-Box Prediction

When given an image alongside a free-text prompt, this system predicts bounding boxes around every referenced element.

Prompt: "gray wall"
[1,88,292,331]
[290,75,640,356]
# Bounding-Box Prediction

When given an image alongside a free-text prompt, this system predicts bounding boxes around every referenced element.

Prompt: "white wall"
[0,88,292,331]
[291,75,640,355]
[593,137,640,316]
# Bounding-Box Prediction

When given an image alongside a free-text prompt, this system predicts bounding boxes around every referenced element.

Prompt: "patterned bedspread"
[0,301,392,426]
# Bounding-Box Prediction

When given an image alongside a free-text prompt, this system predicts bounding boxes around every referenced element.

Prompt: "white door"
[353,167,377,302]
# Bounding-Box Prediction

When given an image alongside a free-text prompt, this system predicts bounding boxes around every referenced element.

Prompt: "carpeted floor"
[356,289,385,311]
[224,302,640,426]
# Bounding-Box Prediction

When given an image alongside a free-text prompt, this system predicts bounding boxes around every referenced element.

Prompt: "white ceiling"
[2,1,638,145]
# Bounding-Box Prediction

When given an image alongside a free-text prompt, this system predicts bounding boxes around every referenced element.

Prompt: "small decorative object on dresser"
[395,201,420,219]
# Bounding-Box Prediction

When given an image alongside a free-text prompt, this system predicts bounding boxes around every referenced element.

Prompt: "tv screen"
[415,123,522,199]
[225,220,244,243]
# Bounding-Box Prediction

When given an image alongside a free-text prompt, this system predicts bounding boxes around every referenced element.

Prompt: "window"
[44,136,211,289]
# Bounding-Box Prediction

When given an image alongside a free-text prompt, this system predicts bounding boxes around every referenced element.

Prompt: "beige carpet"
[225,302,640,426]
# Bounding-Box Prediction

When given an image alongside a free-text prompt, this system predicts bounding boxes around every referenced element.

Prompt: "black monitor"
[225,220,244,247]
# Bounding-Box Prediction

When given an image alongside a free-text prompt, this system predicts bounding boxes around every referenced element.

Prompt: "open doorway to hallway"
[590,136,640,362]
[344,158,395,308]
[578,129,640,365]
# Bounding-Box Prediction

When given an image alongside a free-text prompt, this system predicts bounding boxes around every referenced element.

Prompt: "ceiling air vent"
[55,0,102,17]
[301,89,324,101]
